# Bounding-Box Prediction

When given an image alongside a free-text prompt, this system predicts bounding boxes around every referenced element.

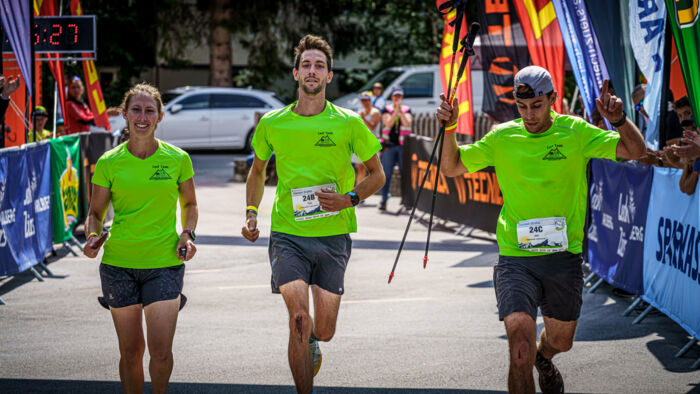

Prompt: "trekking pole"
[424,21,480,269]
[387,0,478,282]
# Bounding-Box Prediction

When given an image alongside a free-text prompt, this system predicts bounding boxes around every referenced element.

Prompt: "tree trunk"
[209,0,232,87]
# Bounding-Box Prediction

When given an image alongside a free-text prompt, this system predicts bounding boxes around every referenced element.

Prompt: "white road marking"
[343,297,434,304]
[218,285,269,290]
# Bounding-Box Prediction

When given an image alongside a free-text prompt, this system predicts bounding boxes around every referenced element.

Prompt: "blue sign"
[0,143,52,276]
[643,166,700,338]
[587,159,652,294]
[553,0,612,129]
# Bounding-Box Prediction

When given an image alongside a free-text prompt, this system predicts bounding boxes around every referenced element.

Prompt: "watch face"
[351,193,360,206]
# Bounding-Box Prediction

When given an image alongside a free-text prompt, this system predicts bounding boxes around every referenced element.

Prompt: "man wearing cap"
[31,106,53,142]
[378,86,412,211]
[436,66,645,393]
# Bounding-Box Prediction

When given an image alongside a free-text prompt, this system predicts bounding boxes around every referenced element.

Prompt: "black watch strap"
[347,192,360,206]
[610,111,627,128]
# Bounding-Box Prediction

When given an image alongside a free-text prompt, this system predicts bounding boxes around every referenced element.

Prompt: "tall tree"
[208,0,233,86]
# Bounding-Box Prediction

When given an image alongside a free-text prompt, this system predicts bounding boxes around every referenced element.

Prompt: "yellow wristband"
[445,123,458,133]
[246,205,258,215]
[87,232,98,240]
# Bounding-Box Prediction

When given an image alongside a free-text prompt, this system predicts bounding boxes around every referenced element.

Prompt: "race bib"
[291,183,340,222]
[517,217,568,253]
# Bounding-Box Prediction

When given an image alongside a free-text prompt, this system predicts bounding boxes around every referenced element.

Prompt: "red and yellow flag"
[512,0,564,113]
[437,0,474,136]
[70,0,110,131]
[34,0,67,125]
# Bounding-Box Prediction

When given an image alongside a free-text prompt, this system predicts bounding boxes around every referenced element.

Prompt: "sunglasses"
[635,99,644,112]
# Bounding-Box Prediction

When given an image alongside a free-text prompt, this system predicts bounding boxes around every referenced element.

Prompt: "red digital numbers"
[34,24,40,45]
[68,24,78,43]
[49,24,63,45]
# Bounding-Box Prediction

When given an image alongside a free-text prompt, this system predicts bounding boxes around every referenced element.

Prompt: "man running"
[435,66,645,393]
[241,35,385,394]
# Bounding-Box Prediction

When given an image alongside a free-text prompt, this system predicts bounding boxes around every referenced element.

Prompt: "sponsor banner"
[629,0,667,149]
[665,0,700,123]
[477,0,532,122]
[25,143,53,262]
[553,0,612,128]
[49,135,80,243]
[587,159,652,295]
[0,142,52,276]
[643,166,700,338]
[78,131,113,221]
[401,135,502,233]
[437,0,475,135]
[70,0,110,131]
[512,0,565,113]
[585,0,637,121]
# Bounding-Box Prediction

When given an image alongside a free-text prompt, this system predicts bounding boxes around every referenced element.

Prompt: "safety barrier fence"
[0,131,113,305]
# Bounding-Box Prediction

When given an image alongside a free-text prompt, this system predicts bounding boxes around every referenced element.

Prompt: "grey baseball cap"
[514,66,554,98]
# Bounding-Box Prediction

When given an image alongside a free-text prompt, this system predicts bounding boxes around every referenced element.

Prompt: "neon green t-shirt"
[92,141,194,268]
[459,112,620,257]
[252,101,381,237]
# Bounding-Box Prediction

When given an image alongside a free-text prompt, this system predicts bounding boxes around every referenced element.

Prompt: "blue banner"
[629,0,667,149]
[643,166,700,338]
[587,159,652,294]
[0,143,52,276]
[553,0,612,128]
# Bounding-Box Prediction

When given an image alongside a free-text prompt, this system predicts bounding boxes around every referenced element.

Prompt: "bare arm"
[436,94,469,177]
[399,111,412,127]
[315,153,385,211]
[369,110,380,130]
[177,178,198,261]
[83,184,111,258]
[679,160,699,195]
[241,155,269,243]
[595,79,645,160]
[382,112,394,129]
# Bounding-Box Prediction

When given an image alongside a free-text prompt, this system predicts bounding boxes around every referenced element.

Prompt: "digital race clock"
[2,16,96,54]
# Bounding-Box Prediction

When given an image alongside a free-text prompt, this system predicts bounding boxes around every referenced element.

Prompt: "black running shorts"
[99,263,185,308]
[493,252,583,322]
[268,231,352,295]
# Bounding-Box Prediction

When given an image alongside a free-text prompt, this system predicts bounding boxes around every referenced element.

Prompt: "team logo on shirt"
[150,165,172,180]
[315,131,336,147]
[542,144,567,160]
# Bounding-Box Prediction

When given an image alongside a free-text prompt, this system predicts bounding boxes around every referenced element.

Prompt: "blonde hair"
[120,83,164,114]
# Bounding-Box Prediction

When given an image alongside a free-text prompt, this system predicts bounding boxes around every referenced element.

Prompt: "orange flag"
[70,0,110,130]
[512,0,564,113]
[437,1,475,136]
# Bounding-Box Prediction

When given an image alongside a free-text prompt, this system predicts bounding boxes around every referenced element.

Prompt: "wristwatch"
[182,229,196,241]
[346,192,360,207]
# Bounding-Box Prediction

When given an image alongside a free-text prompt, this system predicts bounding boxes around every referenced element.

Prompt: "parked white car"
[333,64,484,115]
[111,86,284,150]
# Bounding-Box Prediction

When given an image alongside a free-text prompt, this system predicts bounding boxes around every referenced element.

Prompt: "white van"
[333,64,484,115]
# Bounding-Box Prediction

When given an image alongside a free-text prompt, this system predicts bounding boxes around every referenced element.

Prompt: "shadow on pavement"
[0,379,505,393]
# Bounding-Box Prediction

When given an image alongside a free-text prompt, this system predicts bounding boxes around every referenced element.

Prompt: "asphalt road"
[1,152,700,393]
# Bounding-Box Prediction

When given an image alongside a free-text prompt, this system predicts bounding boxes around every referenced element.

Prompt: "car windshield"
[358,69,403,92]
[161,92,182,105]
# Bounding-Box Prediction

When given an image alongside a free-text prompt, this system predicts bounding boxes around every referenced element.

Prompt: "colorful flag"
[49,135,81,243]
[33,0,67,121]
[629,0,667,149]
[437,0,475,136]
[70,0,111,131]
[665,0,700,123]
[477,0,532,122]
[512,0,565,112]
[552,0,611,127]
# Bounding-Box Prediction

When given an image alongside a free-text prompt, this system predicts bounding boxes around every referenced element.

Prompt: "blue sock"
[309,333,318,344]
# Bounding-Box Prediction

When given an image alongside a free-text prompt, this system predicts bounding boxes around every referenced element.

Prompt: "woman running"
[83,83,198,394]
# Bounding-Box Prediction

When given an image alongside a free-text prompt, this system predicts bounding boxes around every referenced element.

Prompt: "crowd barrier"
[0,132,113,304]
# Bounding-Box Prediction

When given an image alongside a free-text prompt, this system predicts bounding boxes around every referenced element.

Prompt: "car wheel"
[245,128,255,153]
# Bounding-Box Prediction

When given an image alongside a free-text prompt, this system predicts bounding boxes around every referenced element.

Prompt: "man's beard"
[301,79,325,95]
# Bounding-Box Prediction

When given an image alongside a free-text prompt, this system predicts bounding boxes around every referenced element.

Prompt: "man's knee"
[545,333,574,353]
[289,311,312,339]
[149,348,172,363]
[120,340,145,363]
[313,327,335,342]
[509,339,535,369]
[504,313,536,369]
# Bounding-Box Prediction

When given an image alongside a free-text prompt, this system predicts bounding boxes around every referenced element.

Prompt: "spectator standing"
[54,118,65,138]
[672,96,700,194]
[355,91,381,185]
[29,106,53,142]
[371,82,386,110]
[378,87,412,211]
[65,76,95,134]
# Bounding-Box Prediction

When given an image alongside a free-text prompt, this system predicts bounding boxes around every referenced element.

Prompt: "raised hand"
[595,79,624,125]
[436,93,459,128]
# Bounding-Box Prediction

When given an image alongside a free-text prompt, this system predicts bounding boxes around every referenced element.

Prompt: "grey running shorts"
[99,263,185,308]
[493,251,583,322]
[268,231,352,295]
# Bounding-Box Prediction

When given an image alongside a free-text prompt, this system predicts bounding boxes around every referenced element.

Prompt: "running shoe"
[535,352,564,394]
[310,337,322,377]
[378,200,387,211]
